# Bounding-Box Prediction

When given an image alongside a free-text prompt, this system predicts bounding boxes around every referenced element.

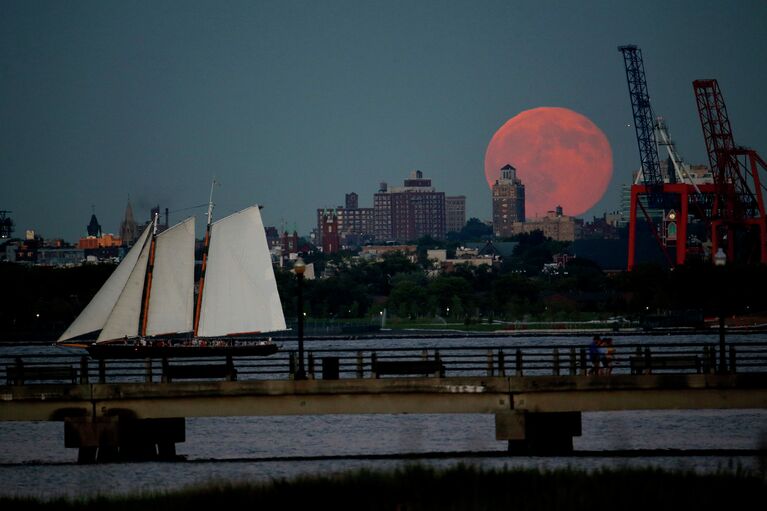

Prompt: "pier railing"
[3,341,767,385]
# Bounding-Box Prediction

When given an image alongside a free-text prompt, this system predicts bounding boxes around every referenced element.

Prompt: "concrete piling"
[496,410,582,455]
[65,416,185,464]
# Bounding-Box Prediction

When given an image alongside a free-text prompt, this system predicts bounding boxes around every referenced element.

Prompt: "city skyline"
[2,1,766,241]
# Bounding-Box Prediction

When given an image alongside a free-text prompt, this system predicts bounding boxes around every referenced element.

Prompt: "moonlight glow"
[484,107,613,218]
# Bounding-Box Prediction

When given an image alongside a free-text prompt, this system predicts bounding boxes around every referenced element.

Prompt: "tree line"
[3,226,767,339]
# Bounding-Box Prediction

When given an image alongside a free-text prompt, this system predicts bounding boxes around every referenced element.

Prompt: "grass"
[3,464,765,510]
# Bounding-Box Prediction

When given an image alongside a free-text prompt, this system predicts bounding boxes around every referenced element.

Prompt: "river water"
[1,332,766,499]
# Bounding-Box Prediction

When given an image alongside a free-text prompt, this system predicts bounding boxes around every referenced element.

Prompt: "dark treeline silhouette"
[3,231,767,339]
[0,263,116,341]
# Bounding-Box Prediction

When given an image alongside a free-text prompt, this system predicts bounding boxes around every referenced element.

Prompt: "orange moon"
[484,107,613,218]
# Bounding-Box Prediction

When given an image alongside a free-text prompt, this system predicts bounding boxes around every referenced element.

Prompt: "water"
[2,333,767,499]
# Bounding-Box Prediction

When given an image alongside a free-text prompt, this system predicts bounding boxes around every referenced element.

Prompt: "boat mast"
[193,178,216,336]
[138,214,159,337]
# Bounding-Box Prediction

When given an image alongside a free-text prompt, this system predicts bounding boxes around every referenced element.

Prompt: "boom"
[618,45,664,196]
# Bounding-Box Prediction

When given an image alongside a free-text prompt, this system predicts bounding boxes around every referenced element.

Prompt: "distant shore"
[3,323,767,346]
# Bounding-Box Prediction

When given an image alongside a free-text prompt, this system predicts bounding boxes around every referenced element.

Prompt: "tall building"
[316,192,374,248]
[345,192,358,209]
[320,210,340,254]
[373,170,446,242]
[341,206,374,246]
[281,230,299,254]
[119,199,138,246]
[492,164,525,237]
[0,210,13,239]
[373,183,393,241]
[445,196,466,233]
[264,226,280,250]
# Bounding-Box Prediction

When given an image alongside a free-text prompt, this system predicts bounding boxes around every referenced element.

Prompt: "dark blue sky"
[2,1,766,241]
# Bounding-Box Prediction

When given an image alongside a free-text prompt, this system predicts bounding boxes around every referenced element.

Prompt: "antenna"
[207,176,220,226]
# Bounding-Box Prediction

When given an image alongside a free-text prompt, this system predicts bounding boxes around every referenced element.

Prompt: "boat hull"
[86,342,279,359]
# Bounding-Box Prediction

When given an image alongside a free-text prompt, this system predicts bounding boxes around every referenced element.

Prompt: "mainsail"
[57,223,153,343]
[145,217,195,336]
[196,205,286,337]
[96,221,154,342]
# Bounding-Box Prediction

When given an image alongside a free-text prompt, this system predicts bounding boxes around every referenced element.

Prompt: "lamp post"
[294,257,307,380]
[714,248,727,373]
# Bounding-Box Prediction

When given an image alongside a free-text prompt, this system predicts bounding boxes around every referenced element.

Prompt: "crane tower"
[693,79,767,264]
[619,45,718,269]
[619,44,767,268]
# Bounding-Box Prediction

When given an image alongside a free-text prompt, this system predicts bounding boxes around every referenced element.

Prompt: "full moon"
[484,107,613,218]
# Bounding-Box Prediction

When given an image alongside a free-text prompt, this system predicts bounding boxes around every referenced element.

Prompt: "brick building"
[320,210,340,254]
[492,164,525,237]
[511,206,583,242]
[374,170,446,242]
[445,195,466,234]
[316,192,375,249]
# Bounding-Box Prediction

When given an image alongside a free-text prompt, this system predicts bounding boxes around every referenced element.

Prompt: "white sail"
[57,224,153,343]
[145,217,195,336]
[197,205,286,337]
[96,221,155,342]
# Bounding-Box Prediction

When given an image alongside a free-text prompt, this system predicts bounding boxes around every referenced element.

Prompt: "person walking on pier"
[588,335,601,375]
[603,338,615,375]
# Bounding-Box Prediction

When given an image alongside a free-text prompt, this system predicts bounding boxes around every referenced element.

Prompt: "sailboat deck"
[86,342,279,359]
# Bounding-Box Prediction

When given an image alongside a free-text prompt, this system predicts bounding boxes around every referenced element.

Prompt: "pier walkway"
[2,340,767,461]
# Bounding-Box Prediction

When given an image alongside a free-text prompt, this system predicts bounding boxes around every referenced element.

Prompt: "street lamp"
[714,248,726,267]
[294,257,307,380]
[714,248,727,373]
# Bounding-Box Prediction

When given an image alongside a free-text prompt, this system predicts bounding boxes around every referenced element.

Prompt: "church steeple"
[119,198,138,246]
[87,205,102,237]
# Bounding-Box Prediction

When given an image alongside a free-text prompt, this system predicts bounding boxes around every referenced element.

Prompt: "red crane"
[620,45,714,269]
[693,79,767,264]
[620,46,766,268]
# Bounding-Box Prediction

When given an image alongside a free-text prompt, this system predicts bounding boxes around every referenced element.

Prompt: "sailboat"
[57,199,286,359]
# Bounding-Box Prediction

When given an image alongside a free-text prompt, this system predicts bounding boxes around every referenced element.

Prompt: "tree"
[491,273,541,318]
[506,230,570,275]
[415,236,445,267]
[427,276,473,317]
[448,217,492,242]
[387,273,429,318]
[366,252,420,295]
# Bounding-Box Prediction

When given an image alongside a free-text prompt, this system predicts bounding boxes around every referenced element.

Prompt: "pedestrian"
[598,338,608,375]
[588,335,601,375]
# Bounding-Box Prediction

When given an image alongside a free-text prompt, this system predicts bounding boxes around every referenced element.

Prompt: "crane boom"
[618,45,664,196]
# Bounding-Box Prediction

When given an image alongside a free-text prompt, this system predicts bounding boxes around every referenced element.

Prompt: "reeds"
[2,464,765,510]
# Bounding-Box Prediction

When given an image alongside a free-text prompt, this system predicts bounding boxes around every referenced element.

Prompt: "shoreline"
[2,325,767,346]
